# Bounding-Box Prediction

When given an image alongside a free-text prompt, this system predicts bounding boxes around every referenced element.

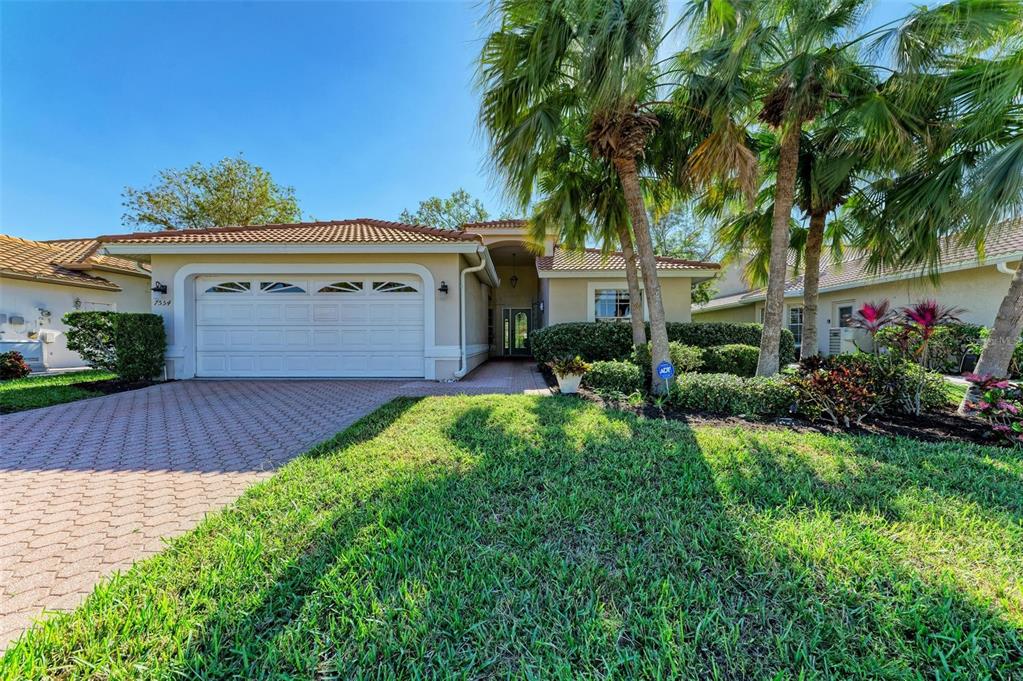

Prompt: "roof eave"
[537,268,718,279]
[102,242,484,256]
[0,270,121,291]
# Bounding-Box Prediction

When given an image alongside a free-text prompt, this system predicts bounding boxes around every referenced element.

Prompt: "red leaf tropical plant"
[898,300,963,415]
[963,373,1023,447]
[851,299,897,351]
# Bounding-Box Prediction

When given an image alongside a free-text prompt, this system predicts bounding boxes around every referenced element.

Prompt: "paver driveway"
[0,360,549,649]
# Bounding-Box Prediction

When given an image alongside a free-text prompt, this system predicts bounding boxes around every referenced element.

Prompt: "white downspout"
[453,247,489,379]
[997,262,1017,274]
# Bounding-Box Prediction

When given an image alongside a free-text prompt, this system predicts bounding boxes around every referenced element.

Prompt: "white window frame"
[787,305,804,348]
[585,281,648,323]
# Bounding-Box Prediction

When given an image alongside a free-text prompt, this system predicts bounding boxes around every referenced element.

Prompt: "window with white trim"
[594,288,635,322]
[318,281,363,293]
[372,281,419,293]
[260,281,305,294]
[204,281,251,294]
[788,306,804,347]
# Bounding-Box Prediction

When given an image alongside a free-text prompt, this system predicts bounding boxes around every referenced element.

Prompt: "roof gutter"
[454,246,499,379]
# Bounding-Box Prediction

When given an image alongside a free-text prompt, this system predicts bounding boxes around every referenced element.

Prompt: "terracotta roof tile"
[462,219,527,230]
[99,219,481,245]
[0,235,121,290]
[43,238,150,275]
[536,247,719,272]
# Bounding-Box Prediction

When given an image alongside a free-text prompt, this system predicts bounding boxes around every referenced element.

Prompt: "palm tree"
[529,133,647,348]
[681,0,910,375]
[842,1,1022,408]
[478,0,677,391]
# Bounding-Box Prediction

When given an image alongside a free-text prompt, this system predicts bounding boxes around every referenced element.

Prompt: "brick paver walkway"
[0,360,549,649]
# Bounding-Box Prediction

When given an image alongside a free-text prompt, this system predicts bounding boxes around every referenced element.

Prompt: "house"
[0,234,152,370]
[693,222,1023,355]
[97,218,719,380]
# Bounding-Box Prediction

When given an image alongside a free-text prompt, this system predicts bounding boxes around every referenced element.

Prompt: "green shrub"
[0,351,31,380]
[631,341,703,380]
[112,314,166,381]
[64,311,117,371]
[64,311,166,381]
[701,343,759,377]
[548,355,590,376]
[583,360,643,397]
[668,373,796,416]
[875,322,984,373]
[792,353,949,425]
[531,323,634,365]
[969,327,1023,378]
[531,322,795,365]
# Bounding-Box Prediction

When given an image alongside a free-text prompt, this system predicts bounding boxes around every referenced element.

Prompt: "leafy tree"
[399,189,493,229]
[650,206,721,306]
[122,156,300,230]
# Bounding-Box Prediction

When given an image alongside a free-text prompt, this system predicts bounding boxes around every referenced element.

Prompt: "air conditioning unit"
[828,327,865,355]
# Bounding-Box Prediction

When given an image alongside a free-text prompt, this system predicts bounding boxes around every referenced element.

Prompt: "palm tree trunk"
[613,155,671,394]
[959,262,1023,413]
[757,122,801,376]
[800,210,825,359]
[618,222,647,349]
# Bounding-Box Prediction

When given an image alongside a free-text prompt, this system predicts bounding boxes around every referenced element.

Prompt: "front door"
[503,308,531,356]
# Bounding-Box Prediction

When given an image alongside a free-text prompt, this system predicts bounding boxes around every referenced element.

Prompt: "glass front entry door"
[503,308,531,356]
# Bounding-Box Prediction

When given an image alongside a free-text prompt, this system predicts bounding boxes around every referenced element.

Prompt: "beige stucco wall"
[147,252,466,379]
[545,276,694,325]
[691,305,758,323]
[0,273,151,368]
[464,261,490,373]
[695,262,1019,355]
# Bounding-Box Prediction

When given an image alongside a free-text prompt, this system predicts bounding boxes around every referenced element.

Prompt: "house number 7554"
[153,299,172,306]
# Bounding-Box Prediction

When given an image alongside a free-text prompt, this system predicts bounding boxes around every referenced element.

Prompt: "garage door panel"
[195,274,426,378]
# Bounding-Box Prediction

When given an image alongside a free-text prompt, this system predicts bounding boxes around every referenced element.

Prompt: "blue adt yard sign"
[656,361,675,380]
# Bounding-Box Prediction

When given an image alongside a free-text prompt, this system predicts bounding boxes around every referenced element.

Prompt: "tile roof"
[99,219,482,245]
[699,218,1023,311]
[536,247,719,272]
[43,238,150,276]
[0,235,122,290]
[462,219,527,231]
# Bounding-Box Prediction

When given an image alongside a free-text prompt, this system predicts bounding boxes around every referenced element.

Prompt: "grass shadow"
[5,394,1021,678]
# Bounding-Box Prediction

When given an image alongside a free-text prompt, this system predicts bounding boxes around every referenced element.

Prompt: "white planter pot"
[556,373,583,394]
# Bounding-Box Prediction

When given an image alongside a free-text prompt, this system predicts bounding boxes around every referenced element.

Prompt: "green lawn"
[0,370,116,413]
[3,395,1020,678]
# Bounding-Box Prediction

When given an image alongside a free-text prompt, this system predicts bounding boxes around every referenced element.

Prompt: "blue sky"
[2,1,915,241]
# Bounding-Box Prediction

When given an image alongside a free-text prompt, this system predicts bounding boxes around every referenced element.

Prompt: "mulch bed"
[536,360,1000,447]
[72,378,169,396]
[576,389,1001,447]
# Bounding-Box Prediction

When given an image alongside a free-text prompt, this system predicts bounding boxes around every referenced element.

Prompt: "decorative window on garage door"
[260,281,306,293]
[204,281,251,294]
[318,281,364,293]
[372,281,419,293]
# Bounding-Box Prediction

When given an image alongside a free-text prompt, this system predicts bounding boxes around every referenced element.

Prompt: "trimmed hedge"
[668,373,797,416]
[0,350,31,380]
[531,322,796,366]
[583,360,643,396]
[701,344,759,377]
[631,341,704,380]
[64,311,166,381]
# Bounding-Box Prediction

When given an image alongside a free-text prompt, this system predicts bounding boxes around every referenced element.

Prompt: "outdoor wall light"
[438,281,449,294]
[151,282,168,294]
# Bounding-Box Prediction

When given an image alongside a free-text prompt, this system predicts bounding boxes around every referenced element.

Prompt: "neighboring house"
[693,222,1023,356]
[0,234,152,370]
[97,218,719,380]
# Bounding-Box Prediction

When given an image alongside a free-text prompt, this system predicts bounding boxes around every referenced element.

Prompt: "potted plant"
[549,355,590,394]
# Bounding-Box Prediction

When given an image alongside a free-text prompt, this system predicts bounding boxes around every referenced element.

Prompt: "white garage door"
[194,275,425,377]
